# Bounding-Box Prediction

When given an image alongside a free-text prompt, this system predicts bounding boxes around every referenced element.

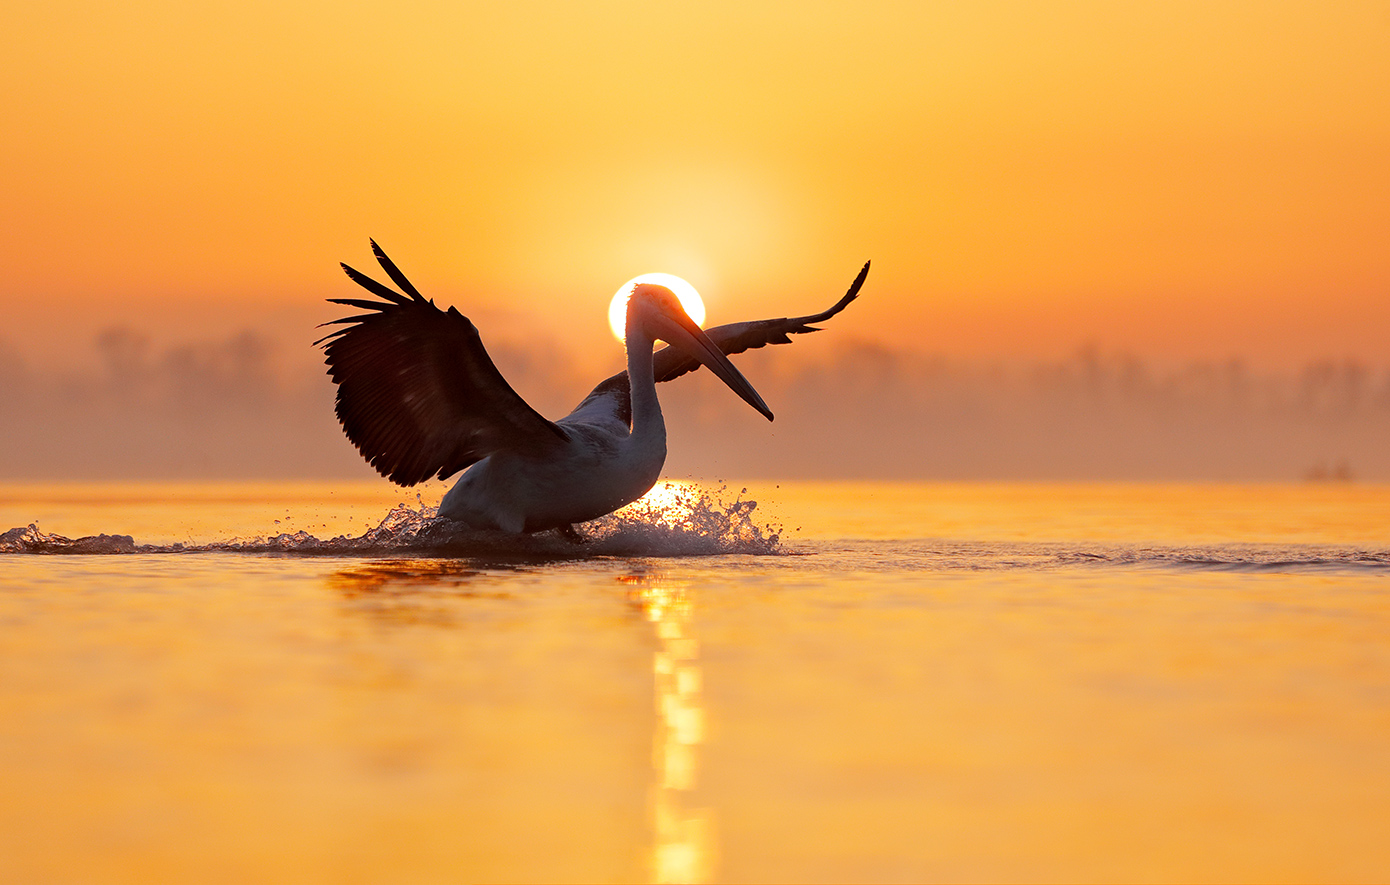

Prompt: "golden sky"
[3,0,1387,369]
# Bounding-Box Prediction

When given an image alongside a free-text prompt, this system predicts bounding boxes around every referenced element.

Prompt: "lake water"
[2,480,1388,882]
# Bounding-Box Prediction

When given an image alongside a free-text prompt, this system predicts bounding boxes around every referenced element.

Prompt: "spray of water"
[0,482,782,557]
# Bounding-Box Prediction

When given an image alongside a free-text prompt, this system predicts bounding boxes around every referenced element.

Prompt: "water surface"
[2,481,1388,882]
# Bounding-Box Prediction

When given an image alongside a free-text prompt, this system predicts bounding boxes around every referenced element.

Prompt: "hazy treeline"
[661,340,1390,481]
[2,329,1387,481]
[0,328,359,479]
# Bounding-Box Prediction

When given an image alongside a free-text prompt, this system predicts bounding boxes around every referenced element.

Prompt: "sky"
[2,0,1388,479]
[5,0,1388,362]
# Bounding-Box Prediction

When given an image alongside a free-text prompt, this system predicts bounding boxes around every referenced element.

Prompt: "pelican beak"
[655,311,774,421]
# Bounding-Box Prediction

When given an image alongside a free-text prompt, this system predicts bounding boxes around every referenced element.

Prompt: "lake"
[2,480,1388,882]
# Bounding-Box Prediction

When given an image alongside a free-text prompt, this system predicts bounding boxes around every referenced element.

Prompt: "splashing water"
[0,482,781,557]
[587,482,780,555]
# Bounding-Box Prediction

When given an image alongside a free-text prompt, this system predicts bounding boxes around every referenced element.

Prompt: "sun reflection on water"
[624,573,714,884]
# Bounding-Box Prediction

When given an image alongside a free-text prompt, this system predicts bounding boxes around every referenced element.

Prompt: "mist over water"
[2,327,1388,481]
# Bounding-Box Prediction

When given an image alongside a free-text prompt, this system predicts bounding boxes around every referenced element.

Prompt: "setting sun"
[608,273,707,341]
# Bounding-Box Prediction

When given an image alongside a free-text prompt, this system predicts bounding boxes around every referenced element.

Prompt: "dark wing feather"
[370,238,425,299]
[572,261,870,424]
[319,243,569,486]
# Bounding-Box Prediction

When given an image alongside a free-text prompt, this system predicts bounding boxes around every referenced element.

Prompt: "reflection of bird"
[319,241,869,535]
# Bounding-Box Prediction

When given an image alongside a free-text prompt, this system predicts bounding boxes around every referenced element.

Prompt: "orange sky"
[3,0,1387,372]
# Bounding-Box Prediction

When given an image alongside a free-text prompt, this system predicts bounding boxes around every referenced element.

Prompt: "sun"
[608,273,706,342]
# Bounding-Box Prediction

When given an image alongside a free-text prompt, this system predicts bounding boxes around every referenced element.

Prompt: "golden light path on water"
[609,274,706,341]
[625,571,713,883]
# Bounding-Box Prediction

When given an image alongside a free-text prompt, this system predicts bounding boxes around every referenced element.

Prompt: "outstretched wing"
[317,240,569,486]
[569,261,870,424]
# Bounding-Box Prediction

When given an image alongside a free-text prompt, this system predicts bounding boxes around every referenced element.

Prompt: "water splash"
[0,483,782,557]
[0,524,143,555]
[586,482,780,556]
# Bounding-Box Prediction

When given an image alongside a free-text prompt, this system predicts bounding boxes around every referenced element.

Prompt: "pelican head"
[627,283,774,421]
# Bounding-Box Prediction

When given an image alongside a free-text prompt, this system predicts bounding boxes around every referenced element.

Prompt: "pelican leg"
[557,524,586,545]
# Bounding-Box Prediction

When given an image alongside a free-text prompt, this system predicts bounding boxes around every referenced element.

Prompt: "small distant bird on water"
[318,241,869,536]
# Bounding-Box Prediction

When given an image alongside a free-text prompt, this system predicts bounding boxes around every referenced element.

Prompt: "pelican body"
[437,283,770,531]
[319,242,868,535]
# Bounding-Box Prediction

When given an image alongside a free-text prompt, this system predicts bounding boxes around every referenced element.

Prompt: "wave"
[905,542,1390,574]
[816,539,1390,576]
[0,485,783,558]
[1057,545,1390,573]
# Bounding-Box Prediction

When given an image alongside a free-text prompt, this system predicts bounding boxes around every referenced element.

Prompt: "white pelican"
[319,241,869,536]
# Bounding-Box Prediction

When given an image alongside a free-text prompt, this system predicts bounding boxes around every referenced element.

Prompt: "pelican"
[318,241,869,536]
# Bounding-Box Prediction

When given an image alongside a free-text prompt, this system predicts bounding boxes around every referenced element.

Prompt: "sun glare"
[609,274,706,342]
[622,479,701,528]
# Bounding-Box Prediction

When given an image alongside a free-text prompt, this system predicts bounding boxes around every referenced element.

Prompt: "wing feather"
[339,262,411,304]
[320,243,569,486]
[370,238,426,300]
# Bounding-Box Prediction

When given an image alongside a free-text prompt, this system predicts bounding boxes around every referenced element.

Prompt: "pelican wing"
[571,261,870,423]
[318,241,569,486]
